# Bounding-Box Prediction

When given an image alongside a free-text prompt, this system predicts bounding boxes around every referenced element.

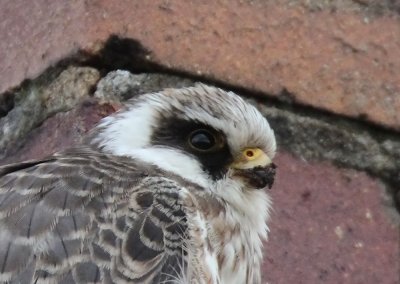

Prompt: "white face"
[89,84,276,193]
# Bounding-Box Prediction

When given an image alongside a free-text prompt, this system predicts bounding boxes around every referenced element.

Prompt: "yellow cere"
[244,148,263,161]
[232,148,272,170]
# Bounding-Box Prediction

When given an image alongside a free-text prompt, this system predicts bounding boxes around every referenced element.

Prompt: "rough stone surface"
[0,66,99,157]
[42,67,100,114]
[94,70,195,102]
[289,0,400,15]
[264,152,399,284]
[1,1,400,129]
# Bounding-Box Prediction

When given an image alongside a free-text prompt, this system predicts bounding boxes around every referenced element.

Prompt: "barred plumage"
[0,84,276,283]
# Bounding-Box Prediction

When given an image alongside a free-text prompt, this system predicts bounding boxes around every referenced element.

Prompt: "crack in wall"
[0,35,399,213]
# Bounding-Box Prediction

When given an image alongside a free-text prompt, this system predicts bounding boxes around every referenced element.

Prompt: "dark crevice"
[82,36,399,135]
[0,92,14,118]
[84,36,154,75]
[351,0,400,16]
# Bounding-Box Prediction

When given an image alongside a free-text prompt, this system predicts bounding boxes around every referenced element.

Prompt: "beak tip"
[233,163,277,189]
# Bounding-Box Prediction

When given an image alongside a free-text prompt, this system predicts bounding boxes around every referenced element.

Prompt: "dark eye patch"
[150,117,233,180]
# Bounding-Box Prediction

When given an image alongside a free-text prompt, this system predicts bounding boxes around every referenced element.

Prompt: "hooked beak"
[231,148,276,189]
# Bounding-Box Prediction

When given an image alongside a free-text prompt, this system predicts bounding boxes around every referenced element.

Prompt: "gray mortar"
[0,66,100,158]
[0,69,196,158]
[94,70,195,102]
[286,0,400,17]
[255,103,400,183]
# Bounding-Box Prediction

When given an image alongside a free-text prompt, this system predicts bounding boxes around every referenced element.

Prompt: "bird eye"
[188,129,216,151]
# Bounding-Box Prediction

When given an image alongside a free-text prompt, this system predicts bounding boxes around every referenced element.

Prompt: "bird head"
[88,84,276,203]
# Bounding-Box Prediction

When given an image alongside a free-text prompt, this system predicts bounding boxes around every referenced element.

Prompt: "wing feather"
[0,147,191,283]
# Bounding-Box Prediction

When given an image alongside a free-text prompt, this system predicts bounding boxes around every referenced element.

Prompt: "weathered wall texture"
[0,1,399,283]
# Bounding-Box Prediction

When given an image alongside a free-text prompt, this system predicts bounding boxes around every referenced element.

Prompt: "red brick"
[1,101,115,165]
[264,152,399,284]
[1,1,399,129]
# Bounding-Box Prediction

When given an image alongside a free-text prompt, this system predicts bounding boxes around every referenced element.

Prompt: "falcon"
[0,84,276,283]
